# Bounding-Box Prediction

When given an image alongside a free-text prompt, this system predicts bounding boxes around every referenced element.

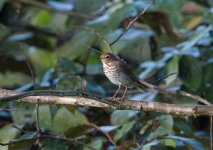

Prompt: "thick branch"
[0,89,213,116]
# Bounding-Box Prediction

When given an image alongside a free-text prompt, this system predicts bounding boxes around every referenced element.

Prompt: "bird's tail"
[137,73,177,92]
[135,79,161,92]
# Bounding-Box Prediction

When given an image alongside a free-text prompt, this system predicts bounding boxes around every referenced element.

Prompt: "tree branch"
[109,1,152,46]
[0,134,96,150]
[0,88,213,116]
[87,123,116,146]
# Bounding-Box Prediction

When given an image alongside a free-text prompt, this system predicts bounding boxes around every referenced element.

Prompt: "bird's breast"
[102,63,132,86]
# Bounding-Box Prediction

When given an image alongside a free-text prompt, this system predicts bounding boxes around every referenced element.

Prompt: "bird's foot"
[108,96,124,102]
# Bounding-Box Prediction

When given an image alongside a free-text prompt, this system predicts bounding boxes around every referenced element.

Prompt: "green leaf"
[51,13,68,32]
[111,110,138,125]
[164,139,176,148]
[0,23,10,39]
[159,115,173,129]
[147,115,173,141]
[166,135,205,150]
[155,0,185,26]
[15,132,37,140]
[0,41,22,55]
[86,53,103,75]
[56,75,83,91]
[53,108,88,133]
[179,55,202,91]
[8,140,35,150]
[0,72,31,87]
[57,57,78,73]
[83,137,106,150]
[0,124,20,144]
[32,10,52,27]
[34,106,88,133]
[64,105,76,114]
[0,0,6,11]
[28,48,57,69]
[40,140,69,150]
[139,120,152,134]
[108,3,136,29]
[201,63,213,102]
[7,131,37,150]
[106,29,152,54]
[11,102,36,125]
[56,30,96,60]
[174,118,192,135]
[49,104,59,124]
[64,125,88,138]
[114,120,135,141]
[165,56,179,85]
[74,0,108,13]
[141,140,161,150]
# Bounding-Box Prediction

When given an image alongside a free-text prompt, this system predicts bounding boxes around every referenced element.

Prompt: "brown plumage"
[100,52,151,99]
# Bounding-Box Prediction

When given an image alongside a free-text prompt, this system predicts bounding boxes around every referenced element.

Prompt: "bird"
[100,52,153,100]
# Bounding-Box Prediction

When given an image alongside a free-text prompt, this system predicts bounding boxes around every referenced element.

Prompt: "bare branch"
[139,80,211,105]
[87,123,116,146]
[110,1,152,46]
[0,88,213,117]
[177,90,211,105]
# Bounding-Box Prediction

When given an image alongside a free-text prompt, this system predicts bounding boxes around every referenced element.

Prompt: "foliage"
[0,0,213,149]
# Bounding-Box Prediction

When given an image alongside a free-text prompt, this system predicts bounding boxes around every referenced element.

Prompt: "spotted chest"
[103,63,132,86]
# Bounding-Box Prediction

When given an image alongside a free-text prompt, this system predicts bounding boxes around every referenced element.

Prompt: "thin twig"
[87,123,116,146]
[0,134,96,150]
[20,44,42,146]
[110,1,152,46]
[82,42,103,54]
[20,44,36,87]
[36,100,41,137]
[138,80,211,105]
[12,125,26,133]
[177,90,210,105]
[11,0,93,19]
[151,72,176,85]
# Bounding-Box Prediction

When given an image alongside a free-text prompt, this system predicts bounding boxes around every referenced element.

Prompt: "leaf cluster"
[0,0,213,149]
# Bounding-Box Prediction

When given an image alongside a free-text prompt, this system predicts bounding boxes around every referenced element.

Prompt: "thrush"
[100,52,153,99]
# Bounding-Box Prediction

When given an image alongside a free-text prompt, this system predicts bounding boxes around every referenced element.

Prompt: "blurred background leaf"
[0,0,212,149]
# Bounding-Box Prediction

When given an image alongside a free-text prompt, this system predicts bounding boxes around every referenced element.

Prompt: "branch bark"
[0,88,213,116]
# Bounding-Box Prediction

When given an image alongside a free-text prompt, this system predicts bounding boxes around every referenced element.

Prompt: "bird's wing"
[116,60,152,90]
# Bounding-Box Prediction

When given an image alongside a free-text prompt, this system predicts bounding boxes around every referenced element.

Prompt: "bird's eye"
[106,55,110,59]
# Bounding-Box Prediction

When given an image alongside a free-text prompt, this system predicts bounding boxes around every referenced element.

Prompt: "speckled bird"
[100,52,151,99]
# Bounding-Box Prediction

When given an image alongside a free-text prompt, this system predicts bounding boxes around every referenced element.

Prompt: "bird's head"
[99,52,118,65]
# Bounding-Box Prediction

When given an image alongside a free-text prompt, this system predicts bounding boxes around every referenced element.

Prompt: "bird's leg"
[113,85,121,98]
[121,86,128,100]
